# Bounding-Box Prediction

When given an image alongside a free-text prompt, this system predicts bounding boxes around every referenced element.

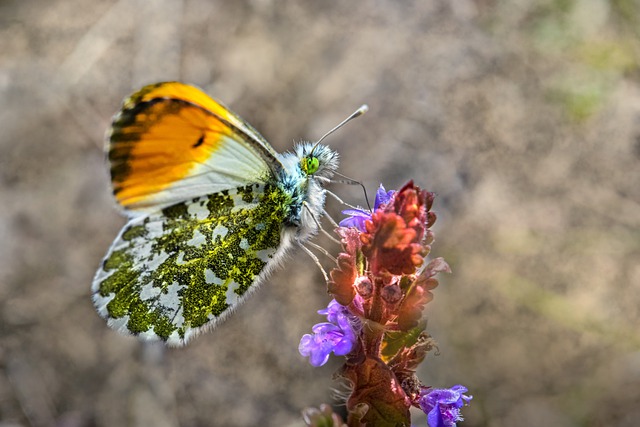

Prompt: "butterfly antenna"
[310,105,369,155]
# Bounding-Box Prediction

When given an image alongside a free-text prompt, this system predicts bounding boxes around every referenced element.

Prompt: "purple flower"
[339,184,396,231]
[419,385,472,427]
[299,322,355,367]
[317,299,351,324]
[299,300,360,367]
[374,184,396,208]
[338,208,371,231]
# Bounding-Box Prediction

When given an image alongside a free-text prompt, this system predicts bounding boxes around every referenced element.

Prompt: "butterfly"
[92,81,366,346]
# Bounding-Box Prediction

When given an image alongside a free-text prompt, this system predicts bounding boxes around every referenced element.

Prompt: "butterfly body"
[92,82,339,346]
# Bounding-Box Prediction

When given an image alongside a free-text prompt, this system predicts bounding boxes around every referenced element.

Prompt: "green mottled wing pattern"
[92,183,291,346]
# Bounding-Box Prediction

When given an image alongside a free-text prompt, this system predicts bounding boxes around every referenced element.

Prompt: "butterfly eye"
[303,156,320,175]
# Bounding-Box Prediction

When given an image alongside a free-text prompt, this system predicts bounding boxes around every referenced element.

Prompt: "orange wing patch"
[107,82,277,212]
[122,81,235,124]
[109,99,230,207]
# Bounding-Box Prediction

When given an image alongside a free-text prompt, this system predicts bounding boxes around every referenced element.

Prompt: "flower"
[339,184,395,231]
[317,299,352,324]
[299,323,354,367]
[299,300,360,367]
[338,209,370,232]
[361,181,432,275]
[418,385,472,427]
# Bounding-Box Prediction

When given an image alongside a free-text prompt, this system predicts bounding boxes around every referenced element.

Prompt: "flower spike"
[301,181,471,427]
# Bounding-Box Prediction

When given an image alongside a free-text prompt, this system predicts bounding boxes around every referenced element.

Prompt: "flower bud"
[381,284,402,305]
[426,211,436,228]
[355,276,373,298]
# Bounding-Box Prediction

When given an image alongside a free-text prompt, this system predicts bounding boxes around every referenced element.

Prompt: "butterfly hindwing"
[92,182,292,346]
[108,82,282,213]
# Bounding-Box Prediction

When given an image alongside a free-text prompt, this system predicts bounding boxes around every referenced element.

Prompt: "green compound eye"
[303,156,320,175]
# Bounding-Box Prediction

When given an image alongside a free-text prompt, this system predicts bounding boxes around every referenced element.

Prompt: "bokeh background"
[1,1,639,426]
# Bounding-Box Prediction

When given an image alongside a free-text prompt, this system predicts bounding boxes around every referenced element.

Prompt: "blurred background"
[1,1,639,426]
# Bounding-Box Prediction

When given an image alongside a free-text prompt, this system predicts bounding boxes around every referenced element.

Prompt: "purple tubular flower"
[419,385,472,427]
[299,323,355,367]
[318,299,351,324]
[338,209,371,231]
[374,184,395,209]
[339,184,396,232]
[299,300,359,367]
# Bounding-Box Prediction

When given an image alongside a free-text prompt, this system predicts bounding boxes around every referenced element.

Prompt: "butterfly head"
[297,142,339,180]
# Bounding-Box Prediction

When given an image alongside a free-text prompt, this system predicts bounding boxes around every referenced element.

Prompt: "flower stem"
[363,278,385,356]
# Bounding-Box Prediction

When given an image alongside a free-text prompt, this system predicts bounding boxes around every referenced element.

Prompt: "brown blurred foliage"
[1,1,639,426]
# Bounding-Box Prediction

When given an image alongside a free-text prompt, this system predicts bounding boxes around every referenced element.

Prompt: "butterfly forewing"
[92,182,291,346]
[108,82,281,213]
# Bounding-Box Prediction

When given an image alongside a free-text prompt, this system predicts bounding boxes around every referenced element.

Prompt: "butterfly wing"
[92,182,293,346]
[107,81,283,213]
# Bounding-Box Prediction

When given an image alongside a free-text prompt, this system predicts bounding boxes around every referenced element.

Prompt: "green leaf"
[380,320,427,362]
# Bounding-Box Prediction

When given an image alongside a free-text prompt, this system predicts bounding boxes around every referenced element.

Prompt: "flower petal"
[309,348,331,367]
[339,209,371,231]
[332,337,354,356]
[427,403,448,427]
[374,184,395,210]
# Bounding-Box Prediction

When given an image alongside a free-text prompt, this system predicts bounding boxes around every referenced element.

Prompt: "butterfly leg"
[321,207,340,229]
[324,189,359,210]
[305,240,337,262]
[298,242,329,282]
[302,201,341,245]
